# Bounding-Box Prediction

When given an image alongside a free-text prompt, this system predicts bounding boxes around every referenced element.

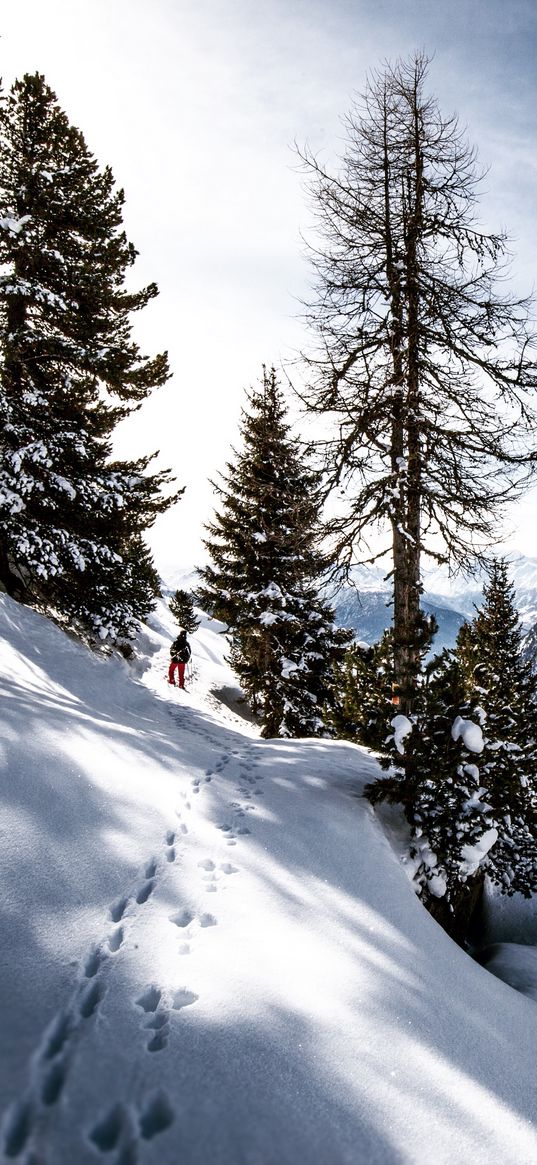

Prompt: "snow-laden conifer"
[197,367,350,736]
[456,560,537,897]
[0,74,178,640]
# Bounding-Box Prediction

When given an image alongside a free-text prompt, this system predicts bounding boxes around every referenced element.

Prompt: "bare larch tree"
[298,54,537,712]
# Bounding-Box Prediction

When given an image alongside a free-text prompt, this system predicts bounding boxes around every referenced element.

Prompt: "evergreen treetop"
[198,366,350,736]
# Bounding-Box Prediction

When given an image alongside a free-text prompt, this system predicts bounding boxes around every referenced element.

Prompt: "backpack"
[170,636,191,663]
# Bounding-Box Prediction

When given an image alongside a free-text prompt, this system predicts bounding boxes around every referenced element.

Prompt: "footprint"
[166,847,176,863]
[108,926,124,953]
[109,896,129,924]
[139,1091,175,1140]
[217,824,233,833]
[198,859,216,872]
[41,1060,67,1106]
[172,988,199,1011]
[135,880,155,905]
[147,1031,169,1053]
[220,863,239,875]
[169,908,194,929]
[42,1012,72,1061]
[145,858,158,879]
[205,775,212,783]
[165,831,176,845]
[135,986,161,1013]
[179,823,188,835]
[80,980,104,1019]
[89,1103,125,1153]
[84,946,104,979]
[178,943,190,955]
[3,1097,33,1158]
[199,913,217,928]
[237,826,251,835]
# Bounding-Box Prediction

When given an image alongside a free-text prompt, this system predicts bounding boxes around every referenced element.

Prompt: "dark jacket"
[170,631,191,663]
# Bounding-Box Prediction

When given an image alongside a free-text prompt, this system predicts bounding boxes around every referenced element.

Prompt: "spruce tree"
[0,74,178,640]
[367,562,537,940]
[198,366,350,737]
[457,560,537,896]
[169,589,200,634]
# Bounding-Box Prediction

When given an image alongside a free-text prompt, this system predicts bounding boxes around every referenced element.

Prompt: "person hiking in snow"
[168,628,191,689]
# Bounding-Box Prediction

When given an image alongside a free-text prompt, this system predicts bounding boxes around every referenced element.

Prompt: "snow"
[3,594,537,1162]
[452,715,485,753]
[391,712,413,754]
[460,828,499,877]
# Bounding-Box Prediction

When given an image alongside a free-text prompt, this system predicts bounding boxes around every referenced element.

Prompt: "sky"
[3,0,537,578]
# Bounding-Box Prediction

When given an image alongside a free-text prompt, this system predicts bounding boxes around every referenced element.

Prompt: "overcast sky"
[3,0,537,578]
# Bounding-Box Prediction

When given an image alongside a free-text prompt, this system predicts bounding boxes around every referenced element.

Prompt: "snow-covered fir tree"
[197,366,351,737]
[368,561,537,940]
[169,589,200,634]
[0,74,178,640]
[456,560,537,897]
[379,650,494,941]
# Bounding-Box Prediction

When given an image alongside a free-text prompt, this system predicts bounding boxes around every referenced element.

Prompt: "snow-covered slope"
[2,595,537,1163]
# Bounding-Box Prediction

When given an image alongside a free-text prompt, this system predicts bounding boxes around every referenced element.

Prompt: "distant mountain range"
[332,553,537,652]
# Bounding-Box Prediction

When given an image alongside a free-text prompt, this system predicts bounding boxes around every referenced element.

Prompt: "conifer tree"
[0,74,178,640]
[198,366,350,737]
[368,562,537,940]
[169,589,200,634]
[456,560,537,896]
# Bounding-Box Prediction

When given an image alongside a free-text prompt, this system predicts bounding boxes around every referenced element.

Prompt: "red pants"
[168,660,185,687]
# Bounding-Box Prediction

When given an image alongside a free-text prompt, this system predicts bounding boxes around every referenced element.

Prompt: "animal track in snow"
[199,912,217,928]
[172,988,199,1011]
[145,858,158,879]
[139,1090,175,1140]
[166,846,176,863]
[2,1096,33,1158]
[135,986,161,1013]
[220,862,239,875]
[165,830,175,845]
[79,979,104,1019]
[147,1030,169,1054]
[108,926,124,953]
[178,942,191,955]
[41,1060,67,1106]
[84,946,105,979]
[198,858,216,872]
[42,1012,72,1061]
[89,1103,126,1153]
[109,896,129,924]
[135,879,155,905]
[169,907,194,929]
